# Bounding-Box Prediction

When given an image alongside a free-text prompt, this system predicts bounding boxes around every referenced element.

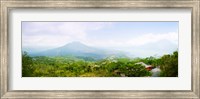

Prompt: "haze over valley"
[24,40,177,60]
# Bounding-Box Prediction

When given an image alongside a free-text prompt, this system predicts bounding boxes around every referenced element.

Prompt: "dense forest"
[22,51,178,77]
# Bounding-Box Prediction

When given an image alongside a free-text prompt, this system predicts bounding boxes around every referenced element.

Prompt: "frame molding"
[1,0,199,98]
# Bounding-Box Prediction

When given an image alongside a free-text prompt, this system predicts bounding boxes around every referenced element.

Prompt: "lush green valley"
[22,51,178,77]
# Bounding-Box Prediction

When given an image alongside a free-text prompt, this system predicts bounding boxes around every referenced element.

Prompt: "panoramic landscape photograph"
[22,22,178,77]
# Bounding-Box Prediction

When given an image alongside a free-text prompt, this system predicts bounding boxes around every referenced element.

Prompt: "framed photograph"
[1,0,199,98]
[21,21,179,77]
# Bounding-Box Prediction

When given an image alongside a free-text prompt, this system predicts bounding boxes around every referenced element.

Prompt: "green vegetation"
[22,51,178,77]
[159,51,178,77]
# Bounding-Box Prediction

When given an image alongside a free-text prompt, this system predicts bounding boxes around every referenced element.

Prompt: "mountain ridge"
[30,41,126,60]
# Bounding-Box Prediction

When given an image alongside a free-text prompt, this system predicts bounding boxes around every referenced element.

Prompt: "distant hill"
[27,40,177,59]
[129,40,177,58]
[31,41,126,60]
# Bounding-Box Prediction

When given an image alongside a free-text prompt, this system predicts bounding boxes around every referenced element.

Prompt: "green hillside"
[22,51,178,77]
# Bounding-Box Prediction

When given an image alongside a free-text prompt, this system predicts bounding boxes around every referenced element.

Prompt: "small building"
[113,70,126,77]
[135,62,153,71]
[113,70,121,75]
[146,65,153,71]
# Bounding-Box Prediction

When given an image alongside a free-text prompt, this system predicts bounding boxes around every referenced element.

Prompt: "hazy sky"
[22,22,178,57]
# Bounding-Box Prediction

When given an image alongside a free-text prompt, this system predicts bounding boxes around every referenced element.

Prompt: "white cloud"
[127,32,178,46]
[87,32,178,48]
[22,22,114,49]
[22,22,178,50]
[22,35,72,49]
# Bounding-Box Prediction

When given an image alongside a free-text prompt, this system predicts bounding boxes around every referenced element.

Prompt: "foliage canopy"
[22,51,178,77]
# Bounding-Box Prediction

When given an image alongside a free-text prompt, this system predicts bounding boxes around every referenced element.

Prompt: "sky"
[22,22,178,57]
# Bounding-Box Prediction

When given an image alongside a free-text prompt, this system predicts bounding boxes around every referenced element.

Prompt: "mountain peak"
[63,41,86,47]
[69,41,82,44]
[60,41,90,50]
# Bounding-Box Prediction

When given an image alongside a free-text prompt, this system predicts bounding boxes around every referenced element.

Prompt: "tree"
[160,51,178,77]
[123,62,152,77]
[22,51,33,77]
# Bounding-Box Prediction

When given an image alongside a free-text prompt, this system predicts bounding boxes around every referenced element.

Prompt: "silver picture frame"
[0,0,199,98]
